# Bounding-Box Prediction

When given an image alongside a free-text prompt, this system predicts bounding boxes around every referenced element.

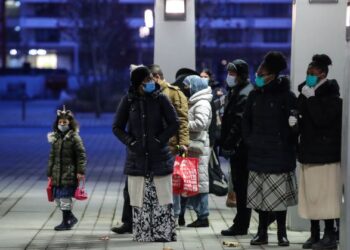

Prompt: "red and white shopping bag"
[172,155,199,197]
[46,177,54,202]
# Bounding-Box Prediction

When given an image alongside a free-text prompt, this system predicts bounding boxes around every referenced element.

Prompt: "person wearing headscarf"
[112,65,179,242]
[242,51,298,247]
[290,54,342,249]
[181,75,213,227]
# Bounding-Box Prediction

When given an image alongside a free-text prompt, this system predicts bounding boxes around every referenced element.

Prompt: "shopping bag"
[46,177,54,202]
[172,155,200,197]
[74,178,88,201]
[209,149,228,196]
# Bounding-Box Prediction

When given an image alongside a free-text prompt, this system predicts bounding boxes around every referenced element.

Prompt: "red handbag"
[47,178,54,202]
[172,155,200,197]
[74,178,88,201]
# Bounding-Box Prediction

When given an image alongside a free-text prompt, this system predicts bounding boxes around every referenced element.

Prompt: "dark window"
[263,29,290,43]
[33,4,62,17]
[216,29,243,44]
[262,4,291,17]
[35,29,60,42]
[7,28,20,42]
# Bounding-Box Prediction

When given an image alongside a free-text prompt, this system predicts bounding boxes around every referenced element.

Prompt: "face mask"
[306,75,318,87]
[143,81,156,93]
[255,76,265,88]
[58,125,69,133]
[226,75,236,87]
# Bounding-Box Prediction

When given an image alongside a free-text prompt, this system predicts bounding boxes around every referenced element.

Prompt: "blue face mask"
[255,76,265,88]
[143,81,156,93]
[226,75,236,87]
[306,75,318,87]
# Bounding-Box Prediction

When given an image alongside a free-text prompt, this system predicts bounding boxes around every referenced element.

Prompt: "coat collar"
[298,79,340,97]
[47,130,75,144]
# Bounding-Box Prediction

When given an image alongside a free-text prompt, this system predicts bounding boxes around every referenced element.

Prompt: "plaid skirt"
[247,171,298,211]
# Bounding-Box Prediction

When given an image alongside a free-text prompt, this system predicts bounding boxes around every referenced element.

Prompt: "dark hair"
[148,64,164,80]
[261,51,287,76]
[201,68,212,78]
[52,111,79,132]
[309,54,332,75]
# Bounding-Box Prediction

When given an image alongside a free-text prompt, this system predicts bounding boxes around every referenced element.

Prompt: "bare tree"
[62,0,136,117]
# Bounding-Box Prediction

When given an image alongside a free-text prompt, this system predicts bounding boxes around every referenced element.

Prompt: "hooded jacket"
[297,79,342,164]
[242,77,297,174]
[188,86,213,193]
[113,84,179,177]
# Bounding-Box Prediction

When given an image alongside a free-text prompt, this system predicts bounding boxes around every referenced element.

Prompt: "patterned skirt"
[247,171,298,211]
[132,177,177,242]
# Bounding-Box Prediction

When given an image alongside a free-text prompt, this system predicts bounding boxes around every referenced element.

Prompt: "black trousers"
[121,178,133,226]
[230,154,251,231]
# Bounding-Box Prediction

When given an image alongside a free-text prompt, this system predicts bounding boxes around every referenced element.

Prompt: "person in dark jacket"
[220,59,254,236]
[289,54,342,250]
[112,66,179,242]
[47,106,87,231]
[242,51,298,247]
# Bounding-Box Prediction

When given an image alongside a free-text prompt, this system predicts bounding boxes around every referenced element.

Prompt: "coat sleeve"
[221,94,249,150]
[242,92,254,144]
[305,96,342,128]
[73,134,87,175]
[189,101,212,132]
[112,95,134,146]
[174,90,189,147]
[47,144,54,177]
[158,95,180,144]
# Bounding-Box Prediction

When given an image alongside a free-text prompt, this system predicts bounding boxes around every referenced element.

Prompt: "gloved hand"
[288,116,298,127]
[302,85,315,98]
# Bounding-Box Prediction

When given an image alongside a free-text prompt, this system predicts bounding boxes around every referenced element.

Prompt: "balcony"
[19,17,73,28]
[198,18,291,29]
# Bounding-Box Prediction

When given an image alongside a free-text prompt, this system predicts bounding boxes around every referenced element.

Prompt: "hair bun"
[263,51,287,74]
[312,54,332,67]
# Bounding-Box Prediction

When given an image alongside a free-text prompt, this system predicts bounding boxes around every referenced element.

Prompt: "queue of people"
[47,50,342,250]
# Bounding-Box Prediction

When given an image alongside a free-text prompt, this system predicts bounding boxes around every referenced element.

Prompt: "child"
[47,106,87,231]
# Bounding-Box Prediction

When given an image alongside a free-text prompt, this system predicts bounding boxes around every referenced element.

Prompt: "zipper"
[59,137,64,186]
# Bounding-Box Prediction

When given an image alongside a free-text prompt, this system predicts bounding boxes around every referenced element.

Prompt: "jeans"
[187,193,209,220]
[173,195,188,217]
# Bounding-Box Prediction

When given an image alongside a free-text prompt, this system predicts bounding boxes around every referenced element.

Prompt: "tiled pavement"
[0,101,311,250]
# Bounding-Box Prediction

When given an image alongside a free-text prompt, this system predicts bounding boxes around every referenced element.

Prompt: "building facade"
[2,0,292,82]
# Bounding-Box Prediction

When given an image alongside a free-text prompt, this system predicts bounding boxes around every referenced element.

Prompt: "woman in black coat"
[290,54,342,249]
[112,66,179,242]
[242,51,297,247]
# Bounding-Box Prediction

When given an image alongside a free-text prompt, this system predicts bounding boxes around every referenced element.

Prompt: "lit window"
[36,54,57,69]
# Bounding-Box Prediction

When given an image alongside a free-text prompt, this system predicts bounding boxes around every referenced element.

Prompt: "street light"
[164,0,186,21]
[139,26,150,38]
[144,9,153,28]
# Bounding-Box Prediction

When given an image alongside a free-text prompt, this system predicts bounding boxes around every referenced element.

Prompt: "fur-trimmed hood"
[298,79,340,97]
[47,130,77,144]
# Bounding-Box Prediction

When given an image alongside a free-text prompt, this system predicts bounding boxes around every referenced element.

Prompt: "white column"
[154,0,196,82]
[289,0,348,232]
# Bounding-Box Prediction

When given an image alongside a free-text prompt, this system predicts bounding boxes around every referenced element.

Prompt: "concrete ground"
[0,100,312,250]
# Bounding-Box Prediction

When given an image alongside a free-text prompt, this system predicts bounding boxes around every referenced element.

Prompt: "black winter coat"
[220,81,253,159]
[297,80,342,164]
[242,77,297,174]
[113,87,179,177]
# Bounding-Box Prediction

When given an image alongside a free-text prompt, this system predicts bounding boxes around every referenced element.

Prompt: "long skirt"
[247,171,298,211]
[132,177,176,242]
[298,163,341,219]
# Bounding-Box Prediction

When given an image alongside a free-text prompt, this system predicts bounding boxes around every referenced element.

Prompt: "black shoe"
[178,215,185,226]
[250,231,268,245]
[303,236,320,249]
[221,225,248,236]
[312,231,337,250]
[187,218,209,228]
[54,210,75,231]
[111,223,132,234]
[278,236,290,247]
[277,226,289,247]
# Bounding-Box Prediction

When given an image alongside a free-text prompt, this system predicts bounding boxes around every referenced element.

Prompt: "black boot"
[221,225,248,236]
[187,218,209,228]
[54,210,75,231]
[250,211,268,245]
[303,220,320,249]
[111,223,132,234]
[178,214,185,226]
[312,230,337,250]
[276,211,289,247]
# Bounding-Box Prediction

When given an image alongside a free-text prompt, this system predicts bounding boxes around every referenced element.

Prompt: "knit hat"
[226,59,249,79]
[184,75,208,95]
[130,66,151,87]
[261,51,287,75]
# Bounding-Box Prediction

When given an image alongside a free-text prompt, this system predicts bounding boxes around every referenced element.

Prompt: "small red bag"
[172,156,199,197]
[47,178,54,202]
[74,178,88,201]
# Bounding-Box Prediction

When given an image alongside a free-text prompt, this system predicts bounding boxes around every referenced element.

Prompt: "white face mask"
[226,75,236,87]
[58,125,69,133]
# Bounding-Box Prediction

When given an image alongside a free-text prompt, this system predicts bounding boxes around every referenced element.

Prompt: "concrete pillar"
[154,0,196,82]
[289,0,348,232]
